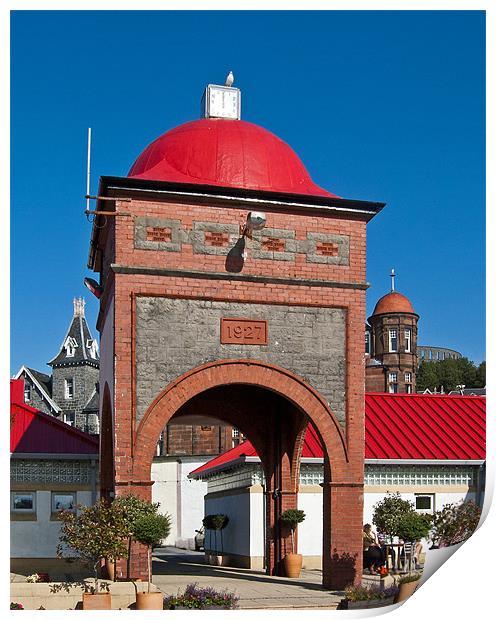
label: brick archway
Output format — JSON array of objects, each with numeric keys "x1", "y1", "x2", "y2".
[
  {"x1": 121, "y1": 359, "x2": 362, "y2": 588},
  {"x1": 132, "y1": 359, "x2": 348, "y2": 484}
]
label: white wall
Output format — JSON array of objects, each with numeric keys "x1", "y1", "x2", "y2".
[
  {"x1": 298, "y1": 491, "x2": 323, "y2": 556},
  {"x1": 151, "y1": 458, "x2": 209, "y2": 548},
  {"x1": 204, "y1": 492, "x2": 252, "y2": 556},
  {"x1": 11, "y1": 491, "x2": 92, "y2": 558}
]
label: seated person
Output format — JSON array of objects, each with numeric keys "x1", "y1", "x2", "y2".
[{"x1": 363, "y1": 524, "x2": 384, "y2": 575}]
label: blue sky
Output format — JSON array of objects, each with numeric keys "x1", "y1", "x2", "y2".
[{"x1": 10, "y1": 10, "x2": 485, "y2": 374}]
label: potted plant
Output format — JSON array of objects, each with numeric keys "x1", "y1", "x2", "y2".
[
  {"x1": 395, "y1": 572, "x2": 422, "y2": 603},
  {"x1": 113, "y1": 494, "x2": 161, "y2": 580},
  {"x1": 132, "y1": 512, "x2": 171, "y2": 609},
  {"x1": 338, "y1": 583, "x2": 398, "y2": 609},
  {"x1": 56, "y1": 498, "x2": 129, "y2": 610},
  {"x1": 202, "y1": 514, "x2": 229, "y2": 566},
  {"x1": 280, "y1": 508, "x2": 306, "y2": 578},
  {"x1": 164, "y1": 582, "x2": 239, "y2": 609}
]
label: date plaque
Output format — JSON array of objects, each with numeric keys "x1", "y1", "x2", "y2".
[{"x1": 220, "y1": 318, "x2": 268, "y2": 345}]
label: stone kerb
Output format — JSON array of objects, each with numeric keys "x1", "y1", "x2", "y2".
[
  {"x1": 10, "y1": 580, "x2": 160, "y2": 610},
  {"x1": 132, "y1": 359, "x2": 349, "y2": 485}
]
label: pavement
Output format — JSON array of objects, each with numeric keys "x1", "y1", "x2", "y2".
[
  {"x1": 10, "y1": 547, "x2": 386, "y2": 610},
  {"x1": 152, "y1": 547, "x2": 349, "y2": 610}
]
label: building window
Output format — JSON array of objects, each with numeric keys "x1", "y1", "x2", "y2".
[
  {"x1": 63, "y1": 411, "x2": 75, "y2": 426},
  {"x1": 389, "y1": 329, "x2": 398, "y2": 353},
  {"x1": 52, "y1": 492, "x2": 76, "y2": 513},
  {"x1": 388, "y1": 372, "x2": 398, "y2": 393},
  {"x1": 365, "y1": 331, "x2": 371, "y2": 354},
  {"x1": 64, "y1": 337, "x2": 78, "y2": 358},
  {"x1": 405, "y1": 372, "x2": 412, "y2": 383},
  {"x1": 24, "y1": 383, "x2": 31, "y2": 402},
  {"x1": 11, "y1": 491, "x2": 36, "y2": 513},
  {"x1": 64, "y1": 378, "x2": 74, "y2": 400},
  {"x1": 415, "y1": 494, "x2": 435, "y2": 513},
  {"x1": 405, "y1": 329, "x2": 411, "y2": 352},
  {"x1": 405, "y1": 384, "x2": 412, "y2": 394}
]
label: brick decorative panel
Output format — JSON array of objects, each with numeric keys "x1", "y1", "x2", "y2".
[
  {"x1": 306, "y1": 232, "x2": 350, "y2": 265},
  {"x1": 192, "y1": 222, "x2": 239, "y2": 256},
  {"x1": 261, "y1": 237, "x2": 286, "y2": 252},
  {"x1": 316, "y1": 242, "x2": 339, "y2": 257},
  {"x1": 220, "y1": 318, "x2": 268, "y2": 345},
  {"x1": 146, "y1": 227, "x2": 172, "y2": 243},
  {"x1": 135, "y1": 217, "x2": 183, "y2": 252},
  {"x1": 205, "y1": 232, "x2": 230, "y2": 247},
  {"x1": 252, "y1": 227, "x2": 296, "y2": 261}
]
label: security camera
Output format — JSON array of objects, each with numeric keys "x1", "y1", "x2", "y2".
[{"x1": 246, "y1": 211, "x2": 266, "y2": 231}]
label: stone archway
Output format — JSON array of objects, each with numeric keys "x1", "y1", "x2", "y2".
[{"x1": 118, "y1": 359, "x2": 363, "y2": 589}]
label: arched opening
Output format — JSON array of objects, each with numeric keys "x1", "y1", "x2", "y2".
[{"x1": 119, "y1": 360, "x2": 361, "y2": 589}]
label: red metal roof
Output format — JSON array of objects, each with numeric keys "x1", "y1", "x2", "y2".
[
  {"x1": 10, "y1": 380, "x2": 99, "y2": 455},
  {"x1": 190, "y1": 393, "x2": 485, "y2": 477},
  {"x1": 128, "y1": 119, "x2": 338, "y2": 198}
]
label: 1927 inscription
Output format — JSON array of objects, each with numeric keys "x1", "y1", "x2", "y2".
[{"x1": 220, "y1": 318, "x2": 268, "y2": 345}]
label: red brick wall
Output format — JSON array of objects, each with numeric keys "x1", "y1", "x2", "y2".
[{"x1": 95, "y1": 191, "x2": 369, "y2": 587}]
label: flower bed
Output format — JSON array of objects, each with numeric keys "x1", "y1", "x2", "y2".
[{"x1": 164, "y1": 583, "x2": 239, "y2": 610}]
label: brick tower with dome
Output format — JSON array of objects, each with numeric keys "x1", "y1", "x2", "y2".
[
  {"x1": 87, "y1": 77, "x2": 384, "y2": 586},
  {"x1": 365, "y1": 270, "x2": 419, "y2": 393}
]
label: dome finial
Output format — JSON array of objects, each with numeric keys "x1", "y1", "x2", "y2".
[{"x1": 390, "y1": 268, "x2": 396, "y2": 292}]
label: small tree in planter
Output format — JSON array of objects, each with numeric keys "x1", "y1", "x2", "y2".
[
  {"x1": 56, "y1": 499, "x2": 129, "y2": 609},
  {"x1": 113, "y1": 494, "x2": 161, "y2": 579},
  {"x1": 430, "y1": 500, "x2": 482, "y2": 547},
  {"x1": 280, "y1": 509, "x2": 306, "y2": 578},
  {"x1": 202, "y1": 514, "x2": 229, "y2": 565},
  {"x1": 132, "y1": 512, "x2": 171, "y2": 609}
]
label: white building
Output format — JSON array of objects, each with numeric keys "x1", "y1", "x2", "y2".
[{"x1": 188, "y1": 393, "x2": 485, "y2": 569}]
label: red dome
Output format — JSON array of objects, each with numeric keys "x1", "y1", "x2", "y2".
[
  {"x1": 372, "y1": 292, "x2": 416, "y2": 316},
  {"x1": 128, "y1": 119, "x2": 338, "y2": 198}
]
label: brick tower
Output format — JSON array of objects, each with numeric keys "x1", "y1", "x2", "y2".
[
  {"x1": 88, "y1": 79, "x2": 384, "y2": 587},
  {"x1": 366, "y1": 271, "x2": 419, "y2": 393}
]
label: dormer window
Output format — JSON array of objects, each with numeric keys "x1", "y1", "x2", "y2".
[
  {"x1": 86, "y1": 338, "x2": 99, "y2": 360},
  {"x1": 64, "y1": 337, "x2": 78, "y2": 358},
  {"x1": 24, "y1": 383, "x2": 31, "y2": 402}
]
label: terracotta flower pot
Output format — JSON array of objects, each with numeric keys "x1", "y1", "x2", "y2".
[
  {"x1": 82, "y1": 592, "x2": 112, "y2": 610},
  {"x1": 135, "y1": 591, "x2": 163, "y2": 610},
  {"x1": 105, "y1": 557, "x2": 116, "y2": 581},
  {"x1": 283, "y1": 553, "x2": 303, "y2": 578},
  {"x1": 395, "y1": 579, "x2": 419, "y2": 603}
]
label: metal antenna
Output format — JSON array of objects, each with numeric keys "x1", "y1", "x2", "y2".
[
  {"x1": 390, "y1": 268, "x2": 396, "y2": 292},
  {"x1": 85, "y1": 127, "x2": 92, "y2": 215}
]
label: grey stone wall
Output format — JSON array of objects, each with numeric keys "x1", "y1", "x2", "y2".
[
  {"x1": 23, "y1": 379, "x2": 54, "y2": 416},
  {"x1": 136, "y1": 298, "x2": 346, "y2": 426},
  {"x1": 51, "y1": 365, "x2": 99, "y2": 432}
]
